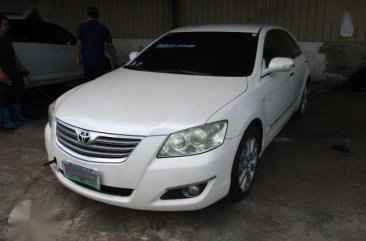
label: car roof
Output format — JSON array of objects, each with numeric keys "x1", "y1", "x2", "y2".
[
  {"x1": 4, "y1": 8, "x2": 42, "y2": 20},
  {"x1": 3, "y1": 13, "x2": 27, "y2": 20},
  {"x1": 170, "y1": 24, "x2": 275, "y2": 34}
]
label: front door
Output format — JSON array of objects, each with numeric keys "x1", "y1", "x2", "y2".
[{"x1": 261, "y1": 30, "x2": 295, "y2": 130}]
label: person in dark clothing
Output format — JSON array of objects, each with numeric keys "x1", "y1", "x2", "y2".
[
  {"x1": 76, "y1": 6, "x2": 115, "y2": 80},
  {"x1": 0, "y1": 14, "x2": 27, "y2": 129},
  {"x1": 0, "y1": 64, "x2": 17, "y2": 129}
]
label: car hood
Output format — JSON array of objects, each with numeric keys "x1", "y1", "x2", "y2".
[{"x1": 56, "y1": 68, "x2": 247, "y2": 136}]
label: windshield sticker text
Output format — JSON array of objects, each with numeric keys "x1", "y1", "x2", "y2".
[{"x1": 155, "y1": 44, "x2": 196, "y2": 49}]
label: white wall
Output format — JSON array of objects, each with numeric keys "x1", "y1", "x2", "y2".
[{"x1": 300, "y1": 42, "x2": 346, "y2": 82}]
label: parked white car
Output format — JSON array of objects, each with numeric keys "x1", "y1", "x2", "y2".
[
  {"x1": 6, "y1": 14, "x2": 115, "y2": 87},
  {"x1": 5, "y1": 14, "x2": 82, "y2": 86},
  {"x1": 45, "y1": 25, "x2": 310, "y2": 211}
]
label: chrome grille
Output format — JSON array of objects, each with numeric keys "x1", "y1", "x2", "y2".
[{"x1": 56, "y1": 121, "x2": 142, "y2": 160}]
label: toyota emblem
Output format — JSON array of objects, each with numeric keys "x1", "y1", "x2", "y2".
[{"x1": 77, "y1": 130, "x2": 91, "y2": 144}]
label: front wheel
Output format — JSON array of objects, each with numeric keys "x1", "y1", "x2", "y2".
[{"x1": 227, "y1": 127, "x2": 260, "y2": 201}]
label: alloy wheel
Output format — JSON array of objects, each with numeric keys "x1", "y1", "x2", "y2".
[{"x1": 238, "y1": 136, "x2": 258, "y2": 192}]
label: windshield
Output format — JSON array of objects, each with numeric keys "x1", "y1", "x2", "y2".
[{"x1": 124, "y1": 32, "x2": 258, "y2": 77}]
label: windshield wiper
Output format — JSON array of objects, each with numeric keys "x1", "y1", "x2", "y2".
[
  {"x1": 124, "y1": 65, "x2": 145, "y2": 71},
  {"x1": 124, "y1": 66, "x2": 213, "y2": 76},
  {"x1": 154, "y1": 69, "x2": 212, "y2": 76}
]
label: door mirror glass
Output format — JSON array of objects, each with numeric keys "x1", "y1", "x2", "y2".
[
  {"x1": 129, "y1": 51, "x2": 139, "y2": 61},
  {"x1": 265, "y1": 57, "x2": 294, "y2": 74}
]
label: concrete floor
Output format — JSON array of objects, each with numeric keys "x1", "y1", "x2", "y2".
[{"x1": 0, "y1": 83, "x2": 365, "y2": 241}]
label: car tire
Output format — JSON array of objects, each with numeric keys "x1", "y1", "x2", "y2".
[
  {"x1": 293, "y1": 81, "x2": 310, "y2": 119},
  {"x1": 227, "y1": 127, "x2": 260, "y2": 201},
  {"x1": 346, "y1": 68, "x2": 366, "y2": 90}
]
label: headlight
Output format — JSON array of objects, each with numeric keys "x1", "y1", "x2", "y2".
[
  {"x1": 158, "y1": 121, "x2": 228, "y2": 158},
  {"x1": 48, "y1": 101, "x2": 56, "y2": 127}
]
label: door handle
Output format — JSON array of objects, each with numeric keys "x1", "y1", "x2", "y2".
[
  {"x1": 55, "y1": 49, "x2": 63, "y2": 53},
  {"x1": 290, "y1": 72, "x2": 294, "y2": 77}
]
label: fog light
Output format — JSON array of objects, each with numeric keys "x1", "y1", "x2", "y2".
[
  {"x1": 183, "y1": 185, "x2": 200, "y2": 198},
  {"x1": 160, "y1": 180, "x2": 211, "y2": 200}
]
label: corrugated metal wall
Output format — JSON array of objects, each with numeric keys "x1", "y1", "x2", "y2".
[
  {"x1": 178, "y1": 0, "x2": 366, "y2": 42},
  {"x1": 1, "y1": 0, "x2": 365, "y2": 42},
  {"x1": 39, "y1": 0, "x2": 170, "y2": 38},
  {"x1": 0, "y1": 0, "x2": 170, "y2": 38},
  {"x1": 0, "y1": 0, "x2": 32, "y2": 13}
]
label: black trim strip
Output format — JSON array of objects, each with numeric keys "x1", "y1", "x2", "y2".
[{"x1": 269, "y1": 91, "x2": 301, "y2": 128}]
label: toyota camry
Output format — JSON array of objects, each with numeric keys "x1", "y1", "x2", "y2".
[{"x1": 45, "y1": 25, "x2": 310, "y2": 211}]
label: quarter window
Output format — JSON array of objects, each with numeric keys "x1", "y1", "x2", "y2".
[{"x1": 37, "y1": 22, "x2": 76, "y2": 45}]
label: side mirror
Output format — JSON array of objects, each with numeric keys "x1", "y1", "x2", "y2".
[
  {"x1": 265, "y1": 57, "x2": 294, "y2": 74},
  {"x1": 129, "y1": 51, "x2": 139, "y2": 61}
]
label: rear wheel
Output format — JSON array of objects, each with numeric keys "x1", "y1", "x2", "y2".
[
  {"x1": 227, "y1": 127, "x2": 260, "y2": 201},
  {"x1": 347, "y1": 68, "x2": 366, "y2": 89}
]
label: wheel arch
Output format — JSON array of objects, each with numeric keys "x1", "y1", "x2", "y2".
[
  {"x1": 245, "y1": 118, "x2": 264, "y2": 154},
  {"x1": 227, "y1": 117, "x2": 264, "y2": 201}
]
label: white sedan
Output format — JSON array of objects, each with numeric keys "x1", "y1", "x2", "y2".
[
  {"x1": 6, "y1": 14, "x2": 83, "y2": 86},
  {"x1": 45, "y1": 25, "x2": 310, "y2": 211}
]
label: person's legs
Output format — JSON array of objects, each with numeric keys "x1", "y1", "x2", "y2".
[
  {"x1": 0, "y1": 83, "x2": 18, "y2": 129},
  {"x1": 83, "y1": 63, "x2": 107, "y2": 81},
  {"x1": 9, "y1": 77, "x2": 29, "y2": 123},
  {"x1": 9, "y1": 102, "x2": 29, "y2": 122},
  {"x1": 83, "y1": 64, "x2": 95, "y2": 81},
  {"x1": 94, "y1": 63, "x2": 107, "y2": 78}
]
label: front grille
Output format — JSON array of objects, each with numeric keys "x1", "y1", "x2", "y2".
[{"x1": 56, "y1": 121, "x2": 142, "y2": 160}]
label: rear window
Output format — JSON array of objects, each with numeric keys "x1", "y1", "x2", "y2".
[{"x1": 124, "y1": 32, "x2": 258, "y2": 77}]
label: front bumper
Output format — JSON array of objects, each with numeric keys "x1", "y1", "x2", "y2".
[{"x1": 45, "y1": 123, "x2": 240, "y2": 211}]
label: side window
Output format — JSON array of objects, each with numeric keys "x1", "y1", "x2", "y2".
[
  {"x1": 8, "y1": 20, "x2": 38, "y2": 43},
  {"x1": 278, "y1": 31, "x2": 302, "y2": 59},
  {"x1": 9, "y1": 20, "x2": 76, "y2": 45},
  {"x1": 36, "y1": 22, "x2": 76, "y2": 45},
  {"x1": 263, "y1": 31, "x2": 286, "y2": 67}
]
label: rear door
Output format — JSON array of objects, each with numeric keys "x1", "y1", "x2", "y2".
[
  {"x1": 38, "y1": 22, "x2": 82, "y2": 82},
  {"x1": 9, "y1": 20, "x2": 54, "y2": 85}
]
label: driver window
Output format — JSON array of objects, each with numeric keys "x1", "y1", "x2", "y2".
[
  {"x1": 263, "y1": 31, "x2": 288, "y2": 68},
  {"x1": 278, "y1": 31, "x2": 302, "y2": 59}
]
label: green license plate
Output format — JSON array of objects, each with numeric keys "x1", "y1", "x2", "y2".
[{"x1": 62, "y1": 161, "x2": 100, "y2": 191}]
